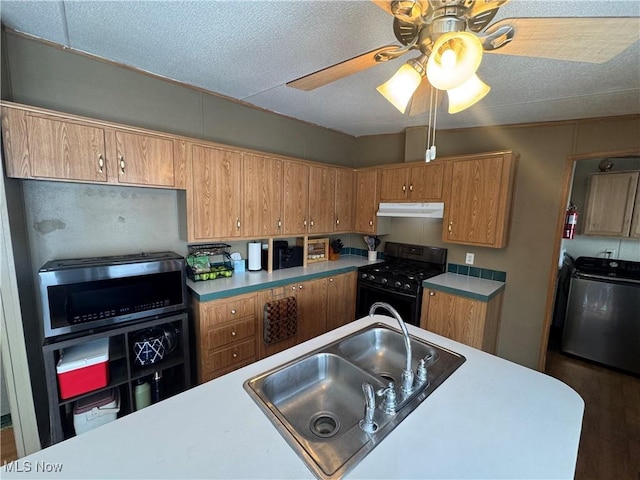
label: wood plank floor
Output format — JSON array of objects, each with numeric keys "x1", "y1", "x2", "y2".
[
  {"x1": 545, "y1": 350, "x2": 640, "y2": 480},
  {"x1": 1, "y1": 427, "x2": 18, "y2": 464}
]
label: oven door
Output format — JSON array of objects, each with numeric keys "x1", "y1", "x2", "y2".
[{"x1": 356, "y1": 282, "x2": 421, "y2": 327}]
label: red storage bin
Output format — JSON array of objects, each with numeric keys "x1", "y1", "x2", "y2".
[{"x1": 56, "y1": 338, "x2": 109, "y2": 399}]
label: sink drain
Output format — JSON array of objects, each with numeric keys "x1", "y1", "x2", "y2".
[
  {"x1": 310, "y1": 412, "x2": 341, "y2": 438},
  {"x1": 379, "y1": 372, "x2": 396, "y2": 384}
]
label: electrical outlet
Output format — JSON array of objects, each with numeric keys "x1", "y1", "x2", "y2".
[{"x1": 465, "y1": 253, "x2": 475, "y2": 265}]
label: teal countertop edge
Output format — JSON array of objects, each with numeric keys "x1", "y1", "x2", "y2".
[
  {"x1": 187, "y1": 256, "x2": 372, "y2": 302},
  {"x1": 422, "y1": 274, "x2": 506, "y2": 302}
]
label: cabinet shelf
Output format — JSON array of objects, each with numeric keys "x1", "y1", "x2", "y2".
[{"x1": 42, "y1": 312, "x2": 191, "y2": 446}]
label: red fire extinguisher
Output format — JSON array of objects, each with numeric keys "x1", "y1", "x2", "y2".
[{"x1": 563, "y1": 203, "x2": 579, "y2": 239}]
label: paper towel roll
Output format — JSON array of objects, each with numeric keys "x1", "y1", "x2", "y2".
[{"x1": 248, "y1": 242, "x2": 262, "y2": 271}]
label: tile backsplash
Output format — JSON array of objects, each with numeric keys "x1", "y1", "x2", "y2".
[{"x1": 447, "y1": 263, "x2": 507, "y2": 282}]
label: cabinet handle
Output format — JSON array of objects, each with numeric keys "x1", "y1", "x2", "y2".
[
  {"x1": 277, "y1": 218, "x2": 282, "y2": 229},
  {"x1": 119, "y1": 156, "x2": 126, "y2": 174},
  {"x1": 230, "y1": 309, "x2": 236, "y2": 315},
  {"x1": 303, "y1": 218, "x2": 307, "y2": 227},
  {"x1": 335, "y1": 218, "x2": 340, "y2": 226},
  {"x1": 236, "y1": 217, "x2": 241, "y2": 230},
  {"x1": 402, "y1": 184, "x2": 407, "y2": 192},
  {"x1": 448, "y1": 221, "x2": 453, "y2": 233},
  {"x1": 231, "y1": 329, "x2": 237, "y2": 337},
  {"x1": 409, "y1": 184, "x2": 413, "y2": 192},
  {"x1": 310, "y1": 219, "x2": 314, "y2": 227},
  {"x1": 329, "y1": 278, "x2": 334, "y2": 283},
  {"x1": 291, "y1": 286, "x2": 297, "y2": 291},
  {"x1": 429, "y1": 291, "x2": 436, "y2": 296},
  {"x1": 369, "y1": 220, "x2": 373, "y2": 226},
  {"x1": 97, "y1": 154, "x2": 104, "y2": 173},
  {"x1": 298, "y1": 285, "x2": 303, "y2": 290},
  {"x1": 232, "y1": 350, "x2": 238, "y2": 359}
]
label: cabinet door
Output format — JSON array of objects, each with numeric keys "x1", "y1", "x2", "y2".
[
  {"x1": 630, "y1": 183, "x2": 640, "y2": 238},
  {"x1": 326, "y1": 272, "x2": 357, "y2": 331},
  {"x1": 27, "y1": 115, "x2": 107, "y2": 182},
  {"x1": 422, "y1": 290, "x2": 486, "y2": 349},
  {"x1": 583, "y1": 171, "x2": 639, "y2": 237},
  {"x1": 114, "y1": 130, "x2": 175, "y2": 187},
  {"x1": 354, "y1": 170, "x2": 379, "y2": 233},
  {"x1": 190, "y1": 145, "x2": 242, "y2": 240},
  {"x1": 309, "y1": 165, "x2": 336, "y2": 234},
  {"x1": 243, "y1": 154, "x2": 283, "y2": 237},
  {"x1": 335, "y1": 169, "x2": 355, "y2": 232},
  {"x1": 256, "y1": 287, "x2": 297, "y2": 359},
  {"x1": 283, "y1": 161, "x2": 310, "y2": 235},
  {"x1": 379, "y1": 166, "x2": 409, "y2": 201},
  {"x1": 293, "y1": 278, "x2": 328, "y2": 343},
  {"x1": 443, "y1": 154, "x2": 515, "y2": 248},
  {"x1": 409, "y1": 163, "x2": 444, "y2": 201}
]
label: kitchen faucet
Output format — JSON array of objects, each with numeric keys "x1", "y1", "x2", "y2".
[{"x1": 369, "y1": 302, "x2": 414, "y2": 394}]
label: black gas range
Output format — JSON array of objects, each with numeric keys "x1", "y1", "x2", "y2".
[{"x1": 356, "y1": 242, "x2": 447, "y2": 327}]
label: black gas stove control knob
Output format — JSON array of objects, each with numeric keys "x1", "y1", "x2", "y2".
[
  {"x1": 404, "y1": 283, "x2": 412, "y2": 290},
  {"x1": 361, "y1": 273, "x2": 368, "y2": 280},
  {"x1": 381, "y1": 278, "x2": 388, "y2": 284},
  {"x1": 394, "y1": 281, "x2": 402, "y2": 288},
  {"x1": 369, "y1": 275, "x2": 376, "y2": 281}
]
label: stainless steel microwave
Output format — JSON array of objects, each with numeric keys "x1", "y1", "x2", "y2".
[{"x1": 38, "y1": 252, "x2": 186, "y2": 340}]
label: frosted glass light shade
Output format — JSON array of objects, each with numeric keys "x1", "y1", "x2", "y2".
[
  {"x1": 427, "y1": 32, "x2": 483, "y2": 90},
  {"x1": 377, "y1": 63, "x2": 423, "y2": 114},
  {"x1": 447, "y1": 74, "x2": 490, "y2": 114}
]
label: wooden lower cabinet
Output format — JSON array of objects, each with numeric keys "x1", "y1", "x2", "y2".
[
  {"x1": 420, "y1": 289, "x2": 503, "y2": 354},
  {"x1": 326, "y1": 272, "x2": 357, "y2": 331},
  {"x1": 191, "y1": 292, "x2": 258, "y2": 383},
  {"x1": 192, "y1": 272, "x2": 360, "y2": 382}
]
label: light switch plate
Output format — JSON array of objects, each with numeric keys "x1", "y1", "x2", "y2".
[{"x1": 465, "y1": 253, "x2": 475, "y2": 265}]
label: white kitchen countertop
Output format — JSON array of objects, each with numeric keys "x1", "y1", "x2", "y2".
[
  {"x1": 423, "y1": 272, "x2": 505, "y2": 301},
  {"x1": 188, "y1": 255, "x2": 374, "y2": 302},
  {"x1": 3, "y1": 316, "x2": 583, "y2": 479}
]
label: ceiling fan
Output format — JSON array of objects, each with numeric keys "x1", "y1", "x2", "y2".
[{"x1": 287, "y1": 0, "x2": 640, "y2": 116}]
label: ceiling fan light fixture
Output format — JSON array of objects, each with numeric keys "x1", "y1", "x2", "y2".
[
  {"x1": 447, "y1": 74, "x2": 491, "y2": 114},
  {"x1": 377, "y1": 62, "x2": 423, "y2": 114},
  {"x1": 426, "y1": 32, "x2": 483, "y2": 90}
]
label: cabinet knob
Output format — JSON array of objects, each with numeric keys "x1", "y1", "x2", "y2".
[
  {"x1": 409, "y1": 184, "x2": 413, "y2": 192},
  {"x1": 231, "y1": 329, "x2": 237, "y2": 337},
  {"x1": 310, "y1": 219, "x2": 314, "y2": 227},
  {"x1": 369, "y1": 220, "x2": 373, "y2": 226},
  {"x1": 303, "y1": 218, "x2": 307, "y2": 227},
  {"x1": 402, "y1": 184, "x2": 407, "y2": 192},
  {"x1": 230, "y1": 309, "x2": 236, "y2": 315},
  {"x1": 429, "y1": 291, "x2": 436, "y2": 296},
  {"x1": 329, "y1": 278, "x2": 334, "y2": 282},
  {"x1": 291, "y1": 286, "x2": 297, "y2": 291},
  {"x1": 277, "y1": 218, "x2": 282, "y2": 229},
  {"x1": 232, "y1": 351, "x2": 238, "y2": 359},
  {"x1": 97, "y1": 154, "x2": 104, "y2": 173},
  {"x1": 119, "y1": 156, "x2": 126, "y2": 174},
  {"x1": 236, "y1": 217, "x2": 241, "y2": 230},
  {"x1": 335, "y1": 218, "x2": 340, "y2": 226},
  {"x1": 298, "y1": 285, "x2": 303, "y2": 290},
  {"x1": 448, "y1": 221, "x2": 453, "y2": 233}
]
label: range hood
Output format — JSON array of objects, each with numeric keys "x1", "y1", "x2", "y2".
[{"x1": 377, "y1": 202, "x2": 444, "y2": 218}]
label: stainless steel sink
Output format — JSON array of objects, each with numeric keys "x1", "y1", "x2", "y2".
[{"x1": 244, "y1": 322, "x2": 466, "y2": 479}]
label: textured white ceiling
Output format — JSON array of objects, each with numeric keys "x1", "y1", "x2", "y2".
[{"x1": 2, "y1": 0, "x2": 639, "y2": 137}]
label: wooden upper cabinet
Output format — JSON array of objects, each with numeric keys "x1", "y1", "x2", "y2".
[
  {"x1": 631, "y1": 184, "x2": 640, "y2": 239},
  {"x1": 15, "y1": 111, "x2": 108, "y2": 183},
  {"x1": 283, "y1": 161, "x2": 309, "y2": 235},
  {"x1": 189, "y1": 145, "x2": 242, "y2": 241},
  {"x1": 443, "y1": 152, "x2": 517, "y2": 248},
  {"x1": 1, "y1": 103, "x2": 186, "y2": 188},
  {"x1": 583, "y1": 171, "x2": 639, "y2": 237},
  {"x1": 309, "y1": 165, "x2": 336, "y2": 234},
  {"x1": 242, "y1": 154, "x2": 283, "y2": 237},
  {"x1": 354, "y1": 170, "x2": 380, "y2": 234},
  {"x1": 379, "y1": 162, "x2": 444, "y2": 202},
  {"x1": 114, "y1": 130, "x2": 175, "y2": 187},
  {"x1": 335, "y1": 169, "x2": 355, "y2": 232}
]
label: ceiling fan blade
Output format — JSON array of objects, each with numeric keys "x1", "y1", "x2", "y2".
[
  {"x1": 370, "y1": 0, "x2": 393, "y2": 16},
  {"x1": 287, "y1": 45, "x2": 399, "y2": 91},
  {"x1": 408, "y1": 78, "x2": 443, "y2": 116},
  {"x1": 485, "y1": 17, "x2": 640, "y2": 63}
]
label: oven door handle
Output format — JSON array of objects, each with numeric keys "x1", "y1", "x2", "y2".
[{"x1": 358, "y1": 282, "x2": 418, "y2": 301}]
